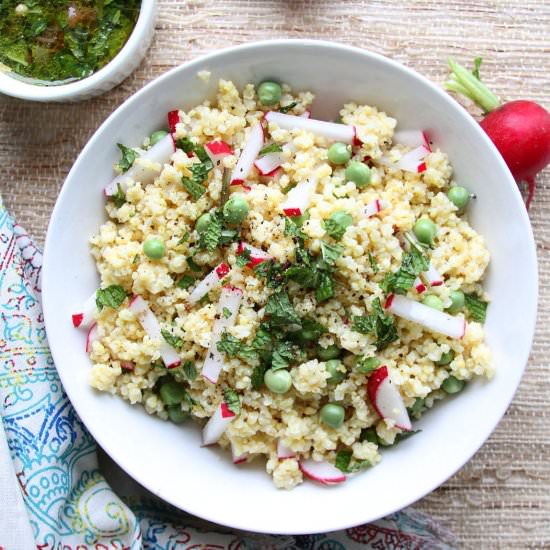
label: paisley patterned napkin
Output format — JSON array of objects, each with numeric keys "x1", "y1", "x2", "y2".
[{"x1": 0, "y1": 196, "x2": 457, "y2": 549}]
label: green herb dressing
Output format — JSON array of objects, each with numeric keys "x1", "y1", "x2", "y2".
[{"x1": 0, "y1": 0, "x2": 140, "y2": 85}]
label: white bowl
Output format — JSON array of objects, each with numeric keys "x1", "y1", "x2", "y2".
[
  {"x1": 0, "y1": 0, "x2": 156, "y2": 102},
  {"x1": 42, "y1": 40, "x2": 537, "y2": 534}
]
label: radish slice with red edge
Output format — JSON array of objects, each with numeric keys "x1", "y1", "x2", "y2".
[
  {"x1": 202, "y1": 401, "x2": 236, "y2": 446},
  {"x1": 367, "y1": 365, "x2": 412, "y2": 431},
  {"x1": 385, "y1": 293, "x2": 466, "y2": 339},
  {"x1": 414, "y1": 277, "x2": 427, "y2": 294},
  {"x1": 205, "y1": 140, "x2": 233, "y2": 166},
  {"x1": 364, "y1": 199, "x2": 382, "y2": 218},
  {"x1": 128, "y1": 296, "x2": 182, "y2": 368},
  {"x1": 299, "y1": 459, "x2": 346, "y2": 485},
  {"x1": 281, "y1": 177, "x2": 316, "y2": 216},
  {"x1": 422, "y1": 263, "x2": 444, "y2": 287},
  {"x1": 188, "y1": 262, "x2": 231, "y2": 304},
  {"x1": 300, "y1": 110, "x2": 311, "y2": 119},
  {"x1": 104, "y1": 134, "x2": 174, "y2": 197},
  {"x1": 277, "y1": 440, "x2": 296, "y2": 459},
  {"x1": 230, "y1": 122, "x2": 264, "y2": 186},
  {"x1": 398, "y1": 145, "x2": 431, "y2": 173},
  {"x1": 202, "y1": 285, "x2": 243, "y2": 384},
  {"x1": 254, "y1": 151, "x2": 284, "y2": 176},
  {"x1": 231, "y1": 441, "x2": 248, "y2": 464},
  {"x1": 85, "y1": 323, "x2": 101, "y2": 353},
  {"x1": 236, "y1": 242, "x2": 272, "y2": 268},
  {"x1": 265, "y1": 111, "x2": 360, "y2": 145},
  {"x1": 394, "y1": 130, "x2": 431, "y2": 151},
  {"x1": 72, "y1": 292, "x2": 97, "y2": 328}
]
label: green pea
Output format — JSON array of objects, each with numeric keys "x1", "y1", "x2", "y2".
[
  {"x1": 264, "y1": 369, "x2": 292, "y2": 394},
  {"x1": 413, "y1": 218, "x2": 437, "y2": 245},
  {"x1": 317, "y1": 344, "x2": 341, "y2": 361},
  {"x1": 447, "y1": 290, "x2": 465, "y2": 314},
  {"x1": 257, "y1": 81, "x2": 282, "y2": 106},
  {"x1": 166, "y1": 405, "x2": 190, "y2": 424},
  {"x1": 447, "y1": 186, "x2": 470, "y2": 210},
  {"x1": 159, "y1": 380, "x2": 187, "y2": 406},
  {"x1": 422, "y1": 294, "x2": 444, "y2": 311},
  {"x1": 345, "y1": 161, "x2": 371, "y2": 188},
  {"x1": 409, "y1": 398, "x2": 425, "y2": 419},
  {"x1": 143, "y1": 237, "x2": 165, "y2": 260},
  {"x1": 320, "y1": 403, "x2": 345, "y2": 429},
  {"x1": 223, "y1": 194, "x2": 249, "y2": 225},
  {"x1": 325, "y1": 359, "x2": 346, "y2": 384},
  {"x1": 442, "y1": 375, "x2": 465, "y2": 394},
  {"x1": 435, "y1": 350, "x2": 455, "y2": 366},
  {"x1": 195, "y1": 212, "x2": 213, "y2": 234},
  {"x1": 150, "y1": 130, "x2": 168, "y2": 146},
  {"x1": 356, "y1": 356, "x2": 381, "y2": 374},
  {"x1": 328, "y1": 142, "x2": 352, "y2": 165}
]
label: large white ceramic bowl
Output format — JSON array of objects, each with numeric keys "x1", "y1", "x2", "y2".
[
  {"x1": 0, "y1": 0, "x2": 156, "y2": 102},
  {"x1": 42, "y1": 40, "x2": 537, "y2": 535}
]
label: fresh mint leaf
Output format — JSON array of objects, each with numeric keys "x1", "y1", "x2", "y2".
[
  {"x1": 368, "y1": 252, "x2": 379, "y2": 273},
  {"x1": 186, "y1": 256, "x2": 202, "y2": 272},
  {"x1": 222, "y1": 307, "x2": 232, "y2": 319},
  {"x1": 380, "y1": 247, "x2": 429, "y2": 295},
  {"x1": 352, "y1": 316, "x2": 375, "y2": 335},
  {"x1": 324, "y1": 211, "x2": 353, "y2": 241},
  {"x1": 177, "y1": 275, "x2": 195, "y2": 290},
  {"x1": 198, "y1": 211, "x2": 222, "y2": 251},
  {"x1": 335, "y1": 450, "x2": 371, "y2": 473},
  {"x1": 236, "y1": 248, "x2": 252, "y2": 268},
  {"x1": 183, "y1": 361, "x2": 197, "y2": 381},
  {"x1": 464, "y1": 293, "x2": 488, "y2": 323},
  {"x1": 321, "y1": 241, "x2": 343, "y2": 266},
  {"x1": 181, "y1": 158, "x2": 214, "y2": 201},
  {"x1": 359, "y1": 427, "x2": 379, "y2": 445},
  {"x1": 315, "y1": 272, "x2": 334, "y2": 302},
  {"x1": 251, "y1": 364, "x2": 267, "y2": 390},
  {"x1": 219, "y1": 229, "x2": 239, "y2": 246},
  {"x1": 181, "y1": 176, "x2": 206, "y2": 200},
  {"x1": 95, "y1": 285, "x2": 127, "y2": 311},
  {"x1": 217, "y1": 332, "x2": 259, "y2": 365},
  {"x1": 271, "y1": 341, "x2": 294, "y2": 371},
  {"x1": 279, "y1": 101, "x2": 298, "y2": 114},
  {"x1": 265, "y1": 291, "x2": 301, "y2": 326},
  {"x1": 110, "y1": 182, "x2": 126, "y2": 208},
  {"x1": 284, "y1": 265, "x2": 319, "y2": 288},
  {"x1": 379, "y1": 429, "x2": 422, "y2": 447},
  {"x1": 223, "y1": 387, "x2": 241, "y2": 415},
  {"x1": 259, "y1": 143, "x2": 283, "y2": 157},
  {"x1": 161, "y1": 329, "x2": 183, "y2": 350},
  {"x1": 178, "y1": 231, "x2": 190, "y2": 245},
  {"x1": 284, "y1": 216, "x2": 306, "y2": 239},
  {"x1": 355, "y1": 356, "x2": 381, "y2": 374},
  {"x1": 352, "y1": 298, "x2": 398, "y2": 351},
  {"x1": 254, "y1": 260, "x2": 285, "y2": 289},
  {"x1": 116, "y1": 143, "x2": 139, "y2": 173},
  {"x1": 175, "y1": 137, "x2": 195, "y2": 154}
]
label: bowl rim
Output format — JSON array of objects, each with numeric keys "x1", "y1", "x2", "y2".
[
  {"x1": 0, "y1": 0, "x2": 156, "y2": 101},
  {"x1": 42, "y1": 38, "x2": 538, "y2": 534}
]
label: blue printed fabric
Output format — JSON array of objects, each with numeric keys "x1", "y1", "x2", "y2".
[{"x1": 0, "y1": 197, "x2": 457, "y2": 549}]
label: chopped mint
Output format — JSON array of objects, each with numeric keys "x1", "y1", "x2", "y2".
[{"x1": 95, "y1": 285, "x2": 127, "y2": 311}]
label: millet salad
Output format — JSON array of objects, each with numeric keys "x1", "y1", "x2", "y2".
[{"x1": 74, "y1": 76, "x2": 492, "y2": 488}]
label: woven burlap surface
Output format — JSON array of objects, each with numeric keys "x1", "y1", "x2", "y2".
[{"x1": 1, "y1": 1, "x2": 549, "y2": 547}]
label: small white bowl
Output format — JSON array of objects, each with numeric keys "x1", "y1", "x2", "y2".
[
  {"x1": 42, "y1": 40, "x2": 537, "y2": 534},
  {"x1": 0, "y1": 0, "x2": 156, "y2": 102}
]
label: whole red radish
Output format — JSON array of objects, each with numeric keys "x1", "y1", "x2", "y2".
[{"x1": 446, "y1": 58, "x2": 550, "y2": 209}]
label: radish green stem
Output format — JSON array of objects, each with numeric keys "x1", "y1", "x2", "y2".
[{"x1": 445, "y1": 58, "x2": 501, "y2": 113}]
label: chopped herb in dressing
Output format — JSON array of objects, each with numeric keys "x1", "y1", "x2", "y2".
[{"x1": 0, "y1": 0, "x2": 141, "y2": 85}]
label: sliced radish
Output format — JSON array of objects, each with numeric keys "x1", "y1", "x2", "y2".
[
  {"x1": 299, "y1": 459, "x2": 346, "y2": 485},
  {"x1": 120, "y1": 361, "x2": 135, "y2": 371},
  {"x1": 85, "y1": 323, "x2": 101, "y2": 353},
  {"x1": 385, "y1": 294, "x2": 466, "y2": 339},
  {"x1": 367, "y1": 365, "x2": 412, "y2": 431},
  {"x1": 188, "y1": 262, "x2": 231, "y2": 304},
  {"x1": 104, "y1": 134, "x2": 174, "y2": 196},
  {"x1": 128, "y1": 296, "x2": 181, "y2": 368},
  {"x1": 254, "y1": 151, "x2": 284, "y2": 176},
  {"x1": 394, "y1": 130, "x2": 431, "y2": 151},
  {"x1": 168, "y1": 110, "x2": 180, "y2": 136},
  {"x1": 364, "y1": 199, "x2": 382, "y2": 218},
  {"x1": 72, "y1": 292, "x2": 97, "y2": 329},
  {"x1": 398, "y1": 145, "x2": 430, "y2": 173},
  {"x1": 236, "y1": 242, "x2": 272, "y2": 267},
  {"x1": 281, "y1": 177, "x2": 316, "y2": 216},
  {"x1": 414, "y1": 277, "x2": 427, "y2": 294},
  {"x1": 265, "y1": 111, "x2": 359, "y2": 145},
  {"x1": 231, "y1": 441, "x2": 249, "y2": 464},
  {"x1": 300, "y1": 110, "x2": 311, "y2": 119},
  {"x1": 202, "y1": 401, "x2": 236, "y2": 446},
  {"x1": 202, "y1": 285, "x2": 243, "y2": 384},
  {"x1": 422, "y1": 263, "x2": 444, "y2": 287},
  {"x1": 230, "y1": 122, "x2": 264, "y2": 186},
  {"x1": 277, "y1": 440, "x2": 296, "y2": 459},
  {"x1": 205, "y1": 140, "x2": 233, "y2": 166}
]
